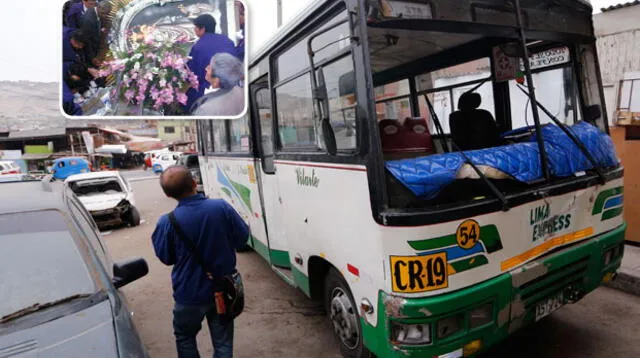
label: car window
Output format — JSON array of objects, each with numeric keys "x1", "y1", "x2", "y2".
[
  {"x1": 58, "y1": 162, "x2": 65, "y2": 168},
  {"x1": 68, "y1": 198, "x2": 113, "y2": 274},
  {"x1": 0, "y1": 210, "x2": 97, "y2": 318}
]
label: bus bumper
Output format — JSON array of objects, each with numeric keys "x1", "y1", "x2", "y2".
[{"x1": 362, "y1": 223, "x2": 626, "y2": 358}]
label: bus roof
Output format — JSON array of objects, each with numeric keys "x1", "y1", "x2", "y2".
[{"x1": 249, "y1": 0, "x2": 594, "y2": 69}]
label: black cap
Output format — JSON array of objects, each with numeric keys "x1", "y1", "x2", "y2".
[{"x1": 193, "y1": 14, "x2": 217, "y2": 33}]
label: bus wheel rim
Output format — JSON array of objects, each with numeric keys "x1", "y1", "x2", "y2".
[{"x1": 330, "y1": 287, "x2": 359, "y2": 350}]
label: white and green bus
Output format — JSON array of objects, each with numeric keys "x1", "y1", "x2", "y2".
[{"x1": 196, "y1": 0, "x2": 626, "y2": 356}]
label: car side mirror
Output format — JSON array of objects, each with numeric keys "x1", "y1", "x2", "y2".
[
  {"x1": 585, "y1": 104, "x2": 602, "y2": 124},
  {"x1": 113, "y1": 258, "x2": 148, "y2": 289}
]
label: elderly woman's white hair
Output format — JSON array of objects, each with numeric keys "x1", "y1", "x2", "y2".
[{"x1": 209, "y1": 53, "x2": 244, "y2": 89}]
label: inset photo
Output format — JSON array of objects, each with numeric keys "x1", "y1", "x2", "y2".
[{"x1": 61, "y1": 0, "x2": 247, "y2": 119}]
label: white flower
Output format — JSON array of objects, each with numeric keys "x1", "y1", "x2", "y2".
[
  {"x1": 134, "y1": 62, "x2": 140, "y2": 71},
  {"x1": 159, "y1": 79, "x2": 167, "y2": 87}
]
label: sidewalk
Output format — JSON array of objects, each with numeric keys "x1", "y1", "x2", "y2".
[{"x1": 605, "y1": 244, "x2": 640, "y2": 296}]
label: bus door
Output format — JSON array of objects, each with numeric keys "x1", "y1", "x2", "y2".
[{"x1": 251, "y1": 83, "x2": 293, "y2": 277}]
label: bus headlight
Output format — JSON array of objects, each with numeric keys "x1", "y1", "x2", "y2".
[
  {"x1": 390, "y1": 322, "x2": 431, "y2": 345},
  {"x1": 437, "y1": 314, "x2": 463, "y2": 339},
  {"x1": 469, "y1": 303, "x2": 493, "y2": 328}
]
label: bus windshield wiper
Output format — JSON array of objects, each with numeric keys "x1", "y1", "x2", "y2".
[
  {"x1": 515, "y1": 84, "x2": 607, "y2": 185},
  {"x1": 422, "y1": 94, "x2": 510, "y2": 211},
  {"x1": 0, "y1": 294, "x2": 91, "y2": 324}
]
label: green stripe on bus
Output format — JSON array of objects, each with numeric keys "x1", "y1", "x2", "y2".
[
  {"x1": 270, "y1": 250, "x2": 291, "y2": 268},
  {"x1": 408, "y1": 225, "x2": 502, "y2": 253},
  {"x1": 221, "y1": 187, "x2": 232, "y2": 198},
  {"x1": 250, "y1": 237, "x2": 292, "y2": 269},
  {"x1": 292, "y1": 266, "x2": 311, "y2": 297},
  {"x1": 592, "y1": 187, "x2": 623, "y2": 215},
  {"x1": 450, "y1": 255, "x2": 489, "y2": 272},
  {"x1": 408, "y1": 234, "x2": 456, "y2": 251},
  {"x1": 481, "y1": 225, "x2": 503, "y2": 253},
  {"x1": 602, "y1": 207, "x2": 623, "y2": 221},
  {"x1": 250, "y1": 236, "x2": 270, "y2": 262},
  {"x1": 229, "y1": 178, "x2": 253, "y2": 212}
]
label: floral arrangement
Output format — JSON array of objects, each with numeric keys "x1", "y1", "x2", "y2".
[{"x1": 100, "y1": 25, "x2": 198, "y2": 113}]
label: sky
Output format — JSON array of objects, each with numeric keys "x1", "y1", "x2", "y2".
[{"x1": 0, "y1": 0, "x2": 627, "y2": 82}]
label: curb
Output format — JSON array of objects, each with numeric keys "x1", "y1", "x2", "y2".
[
  {"x1": 128, "y1": 176, "x2": 159, "y2": 182},
  {"x1": 604, "y1": 267, "x2": 640, "y2": 297}
]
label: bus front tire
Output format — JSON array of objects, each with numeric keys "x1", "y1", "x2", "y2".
[{"x1": 324, "y1": 268, "x2": 372, "y2": 358}]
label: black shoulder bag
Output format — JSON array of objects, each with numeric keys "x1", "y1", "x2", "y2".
[{"x1": 168, "y1": 211, "x2": 244, "y2": 321}]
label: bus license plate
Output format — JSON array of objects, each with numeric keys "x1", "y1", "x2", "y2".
[
  {"x1": 534, "y1": 292, "x2": 564, "y2": 321},
  {"x1": 390, "y1": 253, "x2": 448, "y2": 293}
]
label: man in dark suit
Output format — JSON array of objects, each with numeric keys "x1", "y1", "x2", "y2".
[
  {"x1": 63, "y1": 28, "x2": 100, "y2": 85},
  {"x1": 66, "y1": 0, "x2": 97, "y2": 29},
  {"x1": 63, "y1": 28, "x2": 87, "y2": 75},
  {"x1": 185, "y1": 14, "x2": 237, "y2": 111},
  {"x1": 80, "y1": 3, "x2": 101, "y2": 64}
]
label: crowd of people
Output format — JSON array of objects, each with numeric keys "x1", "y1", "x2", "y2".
[
  {"x1": 62, "y1": 0, "x2": 107, "y2": 116},
  {"x1": 186, "y1": 13, "x2": 245, "y2": 116},
  {"x1": 61, "y1": 0, "x2": 246, "y2": 117}
]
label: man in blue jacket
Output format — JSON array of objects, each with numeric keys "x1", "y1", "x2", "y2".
[
  {"x1": 185, "y1": 14, "x2": 237, "y2": 112},
  {"x1": 152, "y1": 166, "x2": 249, "y2": 358}
]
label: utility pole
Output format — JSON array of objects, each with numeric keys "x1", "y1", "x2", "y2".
[
  {"x1": 70, "y1": 134, "x2": 75, "y2": 156},
  {"x1": 277, "y1": 0, "x2": 283, "y2": 27}
]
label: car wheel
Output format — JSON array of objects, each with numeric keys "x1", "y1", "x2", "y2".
[
  {"x1": 324, "y1": 268, "x2": 372, "y2": 358},
  {"x1": 125, "y1": 206, "x2": 141, "y2": 227}
]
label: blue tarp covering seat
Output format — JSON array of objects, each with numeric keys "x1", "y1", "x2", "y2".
[{"x1": 386, "y1": 122, "x2": 619, "y2": 199}]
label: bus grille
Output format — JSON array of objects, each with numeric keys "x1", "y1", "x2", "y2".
[{"x1": 517, "y1": 256, "x2": 590, "y2": 309}]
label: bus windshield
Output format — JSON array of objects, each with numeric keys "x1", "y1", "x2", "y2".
[{"x1": 363, "y1": 0, "x2": 618, "y2": 210}]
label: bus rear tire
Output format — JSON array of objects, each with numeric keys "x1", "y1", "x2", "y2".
[{"x1": 324, "y1": 268, "x2": 372, "y2": 358}]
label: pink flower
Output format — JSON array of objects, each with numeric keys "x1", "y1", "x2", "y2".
[
  {"x1": 150, "y1": 87, "x2": 161, "y2": 100},
  {"x1": 154, "y1": 98, "x2": 165, "y2": 109},
  {"x1": 176, "y1": 92, "x2": 188, "y2": 105},
  {"x1": 136, "y1": 93, "x2": 145, "y2": 103},
  {"x1": 124, "y1": 89, "x2": 135, "y2": 101}
]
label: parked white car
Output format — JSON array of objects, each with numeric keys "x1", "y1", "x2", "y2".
[
  {"x1": 152, "y1": 151, "x2": 182, "y2": 173},
  {"x1": 65, "y1": 171, "x2": 140, "y2": 229}
]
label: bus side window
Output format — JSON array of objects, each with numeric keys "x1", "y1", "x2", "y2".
[
  {"x1": 318, "y1": 56, "x2": 357, "y2": 151},
  {"x1": 255, "y1": 87, "x2": 275, "y2": 174}
]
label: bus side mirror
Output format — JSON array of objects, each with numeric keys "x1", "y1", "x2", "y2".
[{"x1": 585, "y1": 105, "x2": 602, "y2": 123}]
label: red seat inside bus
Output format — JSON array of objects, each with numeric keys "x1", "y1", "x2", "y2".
[{"x1": 379, "y1": 118, "x2": 435, "y2": 157}]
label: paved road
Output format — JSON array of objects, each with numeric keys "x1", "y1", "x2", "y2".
[
  {"x1": 120, "y1": 168, "x2": 159, "y2": 181},
  {"x1": 103, "y1": 179, "x2": 640, "y2": 357}
]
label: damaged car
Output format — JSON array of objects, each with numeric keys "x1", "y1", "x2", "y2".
[{"x1": 65, "y1": 172, "x2": 140, "y2": 229}]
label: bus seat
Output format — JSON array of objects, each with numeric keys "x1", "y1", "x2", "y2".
[
  {"x1": 379, "y1": 118, "x2": 435, "y2": 156},
  {"x1": 379, "y1": 119, "x2": 403, "y2": 152},
  {"x1": 402, "y1": 117, "x2": 435, "y2": 154},
  {"x1": 449, "y1": 92, "x2": 501, "y2": 151}
]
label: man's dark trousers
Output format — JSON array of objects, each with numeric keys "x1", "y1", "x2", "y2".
[{"x1": 173, "y1": 302, "x2": 233, "y2": 358}]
